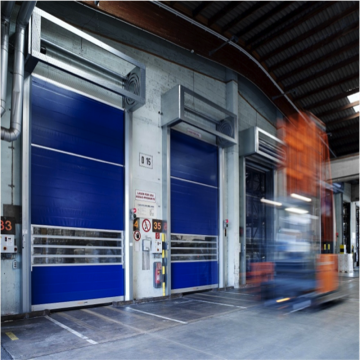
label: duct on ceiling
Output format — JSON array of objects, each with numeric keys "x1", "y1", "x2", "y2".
[{"x1": 1, "y1": 1, "x2": 37, "y2": 142}]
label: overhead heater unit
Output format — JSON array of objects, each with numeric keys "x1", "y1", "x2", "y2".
[
  {"x1": 161, "y1": 85, "x2": 237, "y2": 148},
  {"x1": 25, "y1": 7, "x2": 145, "y2": 112},
  {"x1": 239, "y1": 127, "x2": 285, "y2": 168}
]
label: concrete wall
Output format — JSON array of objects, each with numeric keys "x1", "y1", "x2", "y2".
[
  {"x1": 238, "y1": 76, "x2": 277, "y2": 136},
  {"x1": 330, "y1": 155, "x2": 360, "y2": 182},
  {"x1": 1, "y1": 62, "x2": 23, "y2": 315}
]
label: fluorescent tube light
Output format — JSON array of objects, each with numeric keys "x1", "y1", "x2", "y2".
[
  {"x1": 291, "y1": 193, "x2": 312, "y2": 202},
  {"x1": 285, "y1": 208, "x2": 308, "y2": 214},
  {"x1": 276, "y1": 297, "x2": 290, "y2": 303},
  {"x1": 261, "y1": 198, "x2": 282, "y2": 206}
]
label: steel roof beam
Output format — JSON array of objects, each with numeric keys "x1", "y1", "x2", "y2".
[
  {"x1": 250, "y1": 2, "x2": 333, "y2": 50},
  {"x1": 316, "y1": 101, "x2": 360, "y2": 118},
  {"x1": 221, "y1": 1, "x2": 270, "y2": 34},
  {"x1": 304, "y1": 88, "x2": 359, "y2": 110},
  {"x1": 260, "y1": 4, "x2": 359, "y2": 62},
  {"x1": 276, "y1": 40, "x2": 359, "y2": 81},
  {"x1": 208, "y1": 2, "x2": 242, "y2": 27},
  {"x1": 329, "y1": 122, "x2": 360, "y2": 137},
  {"x1": 284, "y1": 55, "x2": 359, "y2": 92},
  {"x1": 326, "y1": 113, "x2": 359, "y2": 128},
  {"x1": 192, "y1": 1, "x2": 213, "y2": 18},
  {"x1": 293, "y1": 73, "x2": 359, "y2": 102},
  {"x1": 234, "y1": 1, "x2": 294, "y2": 39},
  {"x1": 269, "y1": 22, "x2": 359, "y2": 72}
]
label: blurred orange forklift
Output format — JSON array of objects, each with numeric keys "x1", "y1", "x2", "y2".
[{"x1": 250, "y1": 111, "x2": 344, "y2": 311}]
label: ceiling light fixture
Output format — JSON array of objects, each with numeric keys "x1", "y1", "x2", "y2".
[
  {"x1": 260, "y1": 198, "x2": 282, "y2": 206},
  {"x1": 347, "y1": 92, "x2": 360, "y2": 113},
  {"x1": 291, "y1": 193, "x2": 312, "y2": 202},
  {"x1": 285, "y1": 208, "x2": 308, "y2": 215}
]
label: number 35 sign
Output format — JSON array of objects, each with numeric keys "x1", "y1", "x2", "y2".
[{"x1": 152, "y1": 219, "x2": 167, "y2": 233}]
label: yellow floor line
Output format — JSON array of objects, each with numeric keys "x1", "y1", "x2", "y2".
[{"x1": 5, "y1": 332, "x2": 18, "y2": 341}]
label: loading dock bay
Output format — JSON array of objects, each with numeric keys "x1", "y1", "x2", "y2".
[{"x1": 2, "y1": 275, "x2": 359, "y2": 360}]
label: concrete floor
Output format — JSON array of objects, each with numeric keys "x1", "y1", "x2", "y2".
[{"x1": 1, "y1": 274, "x2": 359, "y2": 360}]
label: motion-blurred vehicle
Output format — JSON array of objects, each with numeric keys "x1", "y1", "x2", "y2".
[{"x1": 249, "y1": 111, "x2": 345, "y2": 311}]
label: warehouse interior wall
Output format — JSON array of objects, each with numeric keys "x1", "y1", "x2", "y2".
[
  {"x1": 2, "y1": 1, "x2": 284, "y2": 315},
  {"x1": 1, "y1": 71, "x2": 23, "y2": 315}
]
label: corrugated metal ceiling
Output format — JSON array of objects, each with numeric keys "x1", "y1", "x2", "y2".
[{"x1": 168, "y1": 0, "x2": 359, "y2": 158}]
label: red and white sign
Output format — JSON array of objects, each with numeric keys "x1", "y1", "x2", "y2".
[
  {"x1": 187, "y1": 128, "x2": 202, "y2": 139},
  {"x1": 135, "y1": 190, "x2": 156, "y2": 202},
  {"x1": 142, "y1": 219, "x2": 151, "y2": 232},
  {"x1": 155, "y1": 233, "x2": 160, "y2": 240},
  {"x1": 133, "y1": 231, "x2": 141, "y2": 241}
]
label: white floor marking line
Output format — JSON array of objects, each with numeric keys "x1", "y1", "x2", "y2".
[
  {"x1": 189, "y1": 298, "x2": 247, "y2": 309},
  {"x1": 219, "y1": 291, "x2": 254, "y2": 296},
  {"x1": 45, "y1": 316, "x2": 97, "y2": 345},
  {"x1": 126, "y1": 307, "x2": 188, "y2": 324},
  {"x1": 195, "y1": 292, "x2": 254, "y2": 301},
  {"x1": 82, "y1": 309, "x2": 145, "y2": 334}
]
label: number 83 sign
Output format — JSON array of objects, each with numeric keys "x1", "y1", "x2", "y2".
[{"x1": 1, "y1": 217, "x2": 15, "y2": 235}]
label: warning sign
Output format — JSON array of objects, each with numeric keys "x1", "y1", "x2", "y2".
[
  {"x1": 133, "y1": 231, "x2": 141, "y2": 241},
  {"x1": 142, "y1": 219, "x2": 151, "y2": 232},
  {"x1": 135, "y1": 190, "x2": 156, "y2": 202}
]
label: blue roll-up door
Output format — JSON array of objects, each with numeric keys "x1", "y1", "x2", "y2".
[
  {"x1": 170, "y1": 130, "x2": 219, "y2": 292},
  {"x1": 30, "y1": 76, "x2": 125, "y2": 310}
]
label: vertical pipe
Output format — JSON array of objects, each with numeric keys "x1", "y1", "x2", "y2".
[
  {"x1": 124, "y1": 110, "x2": 133, "y2": 301},
  {"x1": 2, "y1": 1, "x2": 37, "y2": 141},
  {"x1": 1, "y1": 1, "x2": 15, "y2": 116},
  {"x1": 218, "y1": 147, "x2": 225, "y2": 288},
  {"x1": 162, "y1": 126, "x2": 171, "y2": 295},
  {"x1": 21, "y1": 75, "x2": 32, "y2": 313},
  {"x1": 239, "y1": 156, "x2": 246, "y2": 285},
  {"x1": 225, "y1": 71, "x2": 240, "y2": 287}
]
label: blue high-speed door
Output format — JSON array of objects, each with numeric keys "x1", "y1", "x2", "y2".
[
  {"x1": 30, "y1": 77, "x2": 125, "y2": 310},
  {"x1": 170, "y1": 130, "x2": 219, "y2": 292}
]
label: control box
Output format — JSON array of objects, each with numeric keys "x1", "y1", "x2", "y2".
[
  {"x1": 1, "y1": 235, "x2": 17, "y2": 253},
  {"x1": 152, "y1": 238, "x2": 162, "y2": 253}
]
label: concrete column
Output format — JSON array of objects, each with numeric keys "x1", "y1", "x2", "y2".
[
  {"x1": 225, "y1": 69, "x2": 240, "y2": 288},
  {"x1": 350, "y1": 201, "x2": 356, "y2": 255},
  {"x1": 334, "y1": 193, "x2": 343, "y2": 253}
]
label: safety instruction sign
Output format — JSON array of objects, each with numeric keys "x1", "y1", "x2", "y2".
[
  {"x1": 134, "y1": 200, "x2": 157, "y2": 219},
  {"x1": 142, "y1": 219, "x2": 151, "y2": 232},
  {"x1": 135, "y1": 190, "x2": 156, "y2": 202},
  {"x1": 133, "y1": 231, "x2": 141, "y2": 241}
]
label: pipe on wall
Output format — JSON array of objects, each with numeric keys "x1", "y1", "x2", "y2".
[
  {"x1": 1, "y1": 1, "x2": 36, "y2": 142},
  {"x1": 1, "y1": 1, "x2": 15, "y2": 116}
]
